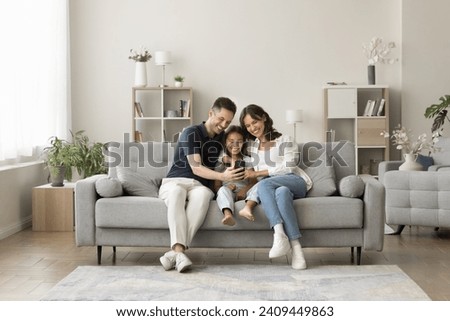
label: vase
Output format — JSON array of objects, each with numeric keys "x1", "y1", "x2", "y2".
[
  {"x1": 399, "y1": 153, "x2": 423, "y2": 171},
  {"x1": 368, "y1": 65, "x2": 375, "y2": 85},
  {"x1": 174, "y1": 81, "x2": 183, "y2": 88},
  {"x1": 134, "y1": 62, "x2": 147, "y2": 87}
]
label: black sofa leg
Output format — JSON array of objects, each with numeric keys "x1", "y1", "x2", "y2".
[
  {"x1": 97, "y1": 246, "x2": 102, "y2": 265},
  {"x1": 356, "y1": 247, "x2": 361, "y2": 265},
  {"x1": 391, "y1": 225, "x2": 405, "y2": 235}
]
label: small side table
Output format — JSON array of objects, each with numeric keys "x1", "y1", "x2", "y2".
[{"x1": 32, "y1": 183, "x2": 75, "y2": 231}]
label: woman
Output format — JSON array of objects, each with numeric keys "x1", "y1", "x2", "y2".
[{"x1": 239, "y1": 104, "x2": 312, "y2": 270}]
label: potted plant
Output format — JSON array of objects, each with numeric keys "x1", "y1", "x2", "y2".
[
  {"x1": 43, "y1": 136, "x2": 80, "y2": 186},
  {"x1": 174, "y1": 75, "x2": 185, "y2": 88},
  {"x1": 71, "y1": 130, "x2": 107, "y2": 178},
  {"x1": 424, "y1": 94, "x2": 450, "y2": 134}
]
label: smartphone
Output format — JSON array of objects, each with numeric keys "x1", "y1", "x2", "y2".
[{"x1": 234, "y1": 160, "x2": 246, "y2": 170}]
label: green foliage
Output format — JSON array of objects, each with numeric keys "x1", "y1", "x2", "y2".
[
  {"x1": 174, "y1": 75, "x2": 184, "y2": 82},
  {"x1": 43, "y1": 131, "x2": 107, "y2": 181},
  {"x1": 43, "y1": 136, "x2": 80, "y2": 181},
  {"x1": 71, "y1": 130, "x2": 107, "y2": 178},
  {"x1": 424, "y1": 95, "x2": 450, "y2": 133}
]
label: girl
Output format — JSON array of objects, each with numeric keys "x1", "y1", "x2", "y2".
[{"x1": 214, "y1": 125, "x2": 258, "y2": 226}]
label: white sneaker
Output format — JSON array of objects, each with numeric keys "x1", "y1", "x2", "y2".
[
  {"x1": 175, "y1": 252, "x2": 192, "y2": 273},
  {"x1": 269, "y1": 233, "x2": 291, "y2": 258},
  {"x1": 159, "y1": 250, "x2": 177, "y2": 271},
  {"x1": 291, "y1": 245, "x2": 307, "y2": 270}
]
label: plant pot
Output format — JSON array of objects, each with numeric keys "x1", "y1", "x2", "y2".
[
  {"x1": 49, "y1": 165, "x2": 66, "y2": 187},
  {"x1": 174, "y1": 81, "x2": 183, "y2": 88}
]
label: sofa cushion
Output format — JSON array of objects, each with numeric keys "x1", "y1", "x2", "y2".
[
  {"x1": 417, "y1": 154, "x2": 434, "y2": 171},
  {"x1": 116, "y1": 167, "x2": 161, "y2": 197},
  {"x1": 339, "y1": 175, "x2": 365, "y2": 198},
  {"x1": 304, "y1": 155, "x2": 336, "y2": 197},
  {"x1": 96, "y1": 197, "x2": 169, "y2": 228},
  {"x1": 95, "y1": 177, "x2": 123, "y2": 198}
]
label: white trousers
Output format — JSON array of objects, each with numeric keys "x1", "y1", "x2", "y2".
[{"x1": 158, "y1": 177, "x2": 214, "y2": 249}]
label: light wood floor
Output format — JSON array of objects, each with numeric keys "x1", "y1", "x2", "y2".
[{"x1": 1, "y1": 226, "x2": 450, "y2": 301}]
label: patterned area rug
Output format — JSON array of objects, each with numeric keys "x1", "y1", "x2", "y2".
[{"x1": 42, "y1": 264, "x2": 430, "y2": 301}]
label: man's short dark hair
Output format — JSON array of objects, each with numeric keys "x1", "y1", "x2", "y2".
[{"x1": 211, "y1": 97, "x2": 237, "y2": 115}]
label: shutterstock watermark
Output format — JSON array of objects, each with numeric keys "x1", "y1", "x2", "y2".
[{"x1": 103, "y1": 133, "x2": 350, "y2": 169}]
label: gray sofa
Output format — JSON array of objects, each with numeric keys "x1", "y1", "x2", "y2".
[
  {"x1": 379, "y1": 137, "x2": 450, "y2": 235},
  {"x1": 75, "y1": 140, "x2": 385, "y2": 265}
]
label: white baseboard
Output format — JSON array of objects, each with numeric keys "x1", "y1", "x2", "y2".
[{"x1": 0, "y1": 217, "x2": 32, "y2": 240}]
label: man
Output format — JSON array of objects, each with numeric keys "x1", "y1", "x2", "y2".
[{"x1": 158, "y1": 97, "x2": 243, "y2": 272}]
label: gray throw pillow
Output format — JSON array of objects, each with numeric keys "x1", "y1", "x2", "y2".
[
  {"x1": 339, "y1": 175, "x2": 365, "y2": 198},
  {"x1": 304, "y1": 156, "x2": 336, "y2": 197},
  {"x1": 95, "y1": 177, "x2": 123, "y2": 198},
  {"x1": 116, "y1": 167, "x2": 161, "y2": 197}
]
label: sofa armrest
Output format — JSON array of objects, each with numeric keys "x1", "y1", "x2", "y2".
[
  {"x1": 428, "y1": 164, "x2": 450, "y2": 172},
  {"x1": 378, "y1": 160, "x2": 403, "y2": 184},
  {"x1": 360, "y1": 175, "x2": 385, "y2": 251},
  {"x1": 75, "y1": 174, "x2": 106, "y2": 246}
]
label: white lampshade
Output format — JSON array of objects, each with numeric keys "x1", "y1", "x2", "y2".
[
  {"x1": 286, "y1": 109, "x2": 303, "y2": 123},
  {"x1": 154, "y1": 51, "x2": 172, "y2": 65}
]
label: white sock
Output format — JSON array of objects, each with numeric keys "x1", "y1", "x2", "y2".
[
  {"x1": 273, "y1": 224, "x2": 286, "y2": 236},
  {"x1": 290, "y1": 239, "x2": 301, "y2": 248}
]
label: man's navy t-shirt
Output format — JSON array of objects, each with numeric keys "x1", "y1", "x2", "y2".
[{"x1": 166, "y1": 122, "x2": 224, "y2": 190}]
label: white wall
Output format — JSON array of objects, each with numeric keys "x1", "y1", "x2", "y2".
[
  {"x1": 402, "y1": 0, "x2": 450, "y2": 139},
  {"x1": 70, "y1": 0, "x2": 402, "y2": 144},
  {"x1": 0, "y1": 163, "x2": 47, "y2": 239}
]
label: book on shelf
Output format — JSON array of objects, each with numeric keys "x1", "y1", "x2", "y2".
[
  {"x1": 325, "y1": 129, "x2": 335, "y2": 143},
  {"x1": 376, "y1": 98, "x2": 385, "y2": 116},
  {"x1": 134, "y1": 102, "x2": 144, "y2": 117},
  {"x1": 364, "y1": 100, "x2": 376, "y2": 116},
  {"x1": 179, "y1": 99, "x2": 191, "y2": 117},
  {"x1": 183, "y1": 99, "x2": 190, "y2": 117},
  {"x1": 371, "y1": 99, "x2": 380, "y2": 116},
  {"x1": 363, "y1": 100, "x2": 372, "y2": 116},
  {"x1": 134, "y1": 130, "x2": 143, "y2": 142}
]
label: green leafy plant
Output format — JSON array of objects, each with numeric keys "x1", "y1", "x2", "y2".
[
  {"x1": 71, "y1": 130, "x2": 107, "y2": 178},
  {"x1": 43, "y1": 136, "x2": 80, "y2": 181},
  {"x1": 424, "y1": 95, "x2": 450, "y2": 133},
  {"x1": 174, "y1": 75, "x2": 185, "y2": 82}
]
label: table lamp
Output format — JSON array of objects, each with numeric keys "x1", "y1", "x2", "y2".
[
  {"x1": 154, "y1": 51, "x2": 172, "y2": 87},
  {"x1": 286, "y1": 109, "x2": 303, "y2": 142}
]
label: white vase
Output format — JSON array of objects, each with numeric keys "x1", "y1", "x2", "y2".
[
  {"x1": 134, "y1": 62, "x2": 147, "y2": 87},
  {"x1": 174, "y1": 81, "x2": 183, "y2": 88},
  {"x1": 399, "y1": 153, "x2": 423, "y2": 171}
]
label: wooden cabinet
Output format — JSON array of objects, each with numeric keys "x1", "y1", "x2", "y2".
[
  {"x1": 132, "y1": 87, "x2": 193, "y2": 142},
  {"x1": 324, "y1": 85, "x2": 389, "y2": 176},
  {"x1": 32, "y1": 183, "x2": 75, "y2": 231}
]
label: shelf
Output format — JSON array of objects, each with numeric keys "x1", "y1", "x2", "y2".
[
  {"x1": 324, "y1": 85, "x2": 389, "y2": 176},
  {"x1": 132, "y1": 87, "x2": 193, "y2": 142},
  {"x1": 357, "y1": 146, "x2": 387, "y2": 149}
]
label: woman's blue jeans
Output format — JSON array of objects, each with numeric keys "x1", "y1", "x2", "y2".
[{"x1": 257, "y1": 173, "x2": 307, "y2": 240}]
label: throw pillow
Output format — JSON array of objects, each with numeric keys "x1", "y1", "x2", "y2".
[
  {"x1": 339, "y1": 175, "x2": 365, "y2": 198},
  {"x1": 95, "y1": 177, "x2": 123, "y2": 198},
  {"x1": 116, "y1": 167, "x2": 161, "y2": 197},
  {"x1": 304, "y1": 155, "x2": 337, "y2": 197},
  {"x1": 416, "y1": 154, "x2": 433, "y2": 171}
]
